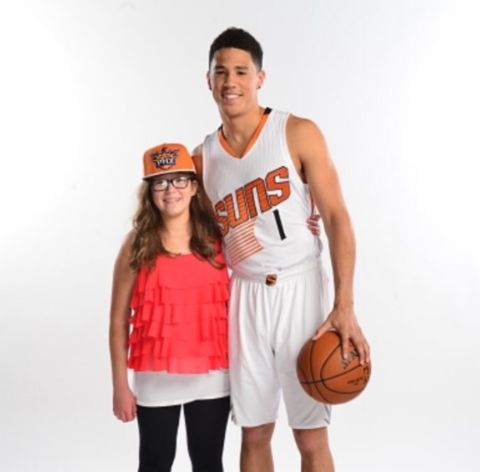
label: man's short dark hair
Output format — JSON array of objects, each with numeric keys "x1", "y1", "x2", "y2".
[{"x1": 209, "y1": 27, "x2": 263, "y2": 70}]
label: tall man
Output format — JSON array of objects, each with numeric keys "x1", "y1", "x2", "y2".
[{"x1": 193, "y1": 28, "x2": 370, "y2": 472}]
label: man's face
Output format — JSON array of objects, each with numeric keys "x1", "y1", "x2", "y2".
[{"x1": 207, "y1": 47, "x2": 265, "y2": 118}]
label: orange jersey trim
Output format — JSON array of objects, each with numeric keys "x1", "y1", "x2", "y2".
[{"x1": 218, "y1": 112, "x2": 270, "y2": 159}]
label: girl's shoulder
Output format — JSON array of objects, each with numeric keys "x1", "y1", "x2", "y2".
[{"x1": 213, "y1": 239, "x2": 223, "y2": 252}]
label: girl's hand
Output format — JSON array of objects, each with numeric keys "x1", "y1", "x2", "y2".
[
  {"x1": 113, "y1": 386, "x2": 137, "y2": 422},
  {"x1": 307, "y1": 213, "x2": 321, "y2": 236}
]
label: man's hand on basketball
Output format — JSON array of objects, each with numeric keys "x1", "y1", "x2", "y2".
[{"x1": 313, "y1": 305, "x2": 370, "y2": 365}]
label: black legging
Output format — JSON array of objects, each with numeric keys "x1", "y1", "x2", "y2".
[{"x1": 136, "y1": 396, "x2": 230, "y2": 472}]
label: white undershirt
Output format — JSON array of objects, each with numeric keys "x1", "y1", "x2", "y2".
[{"x1": 133, "y1": 370, "x2": 230, "y2": 407}]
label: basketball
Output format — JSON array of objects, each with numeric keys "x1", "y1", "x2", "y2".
[{"x1": 297, "y1": 331, "x2": 371, "y2": 404}]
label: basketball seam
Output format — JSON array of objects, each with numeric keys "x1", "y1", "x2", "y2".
[
  {"x1": 297, "y1": 345, "x2": 313, "y2": 397},
  {"x1": 309, "y1": 340, "x2": 329, "y2": 403},
  {"x1": 321, "y1": 364, "x2": 371, "y2": 394},
  {"x1": 298, "y1": 364, "x2": 313, "y2": 396},
  {"x1": 306, "y1": 363, "x2": 366, "y2": 383},
  {"x1": 300, "y1": 334, "x2": 370, "y2": 403},
  {"x1": 301, "y1": 379, "x2": 366, "y2": 393},
  {"x1": 320, "y1": 342, "x2": 342, "y2": 383},
  {"x1": 320, "y1": 340, "x2": 368, "y2": 382}
]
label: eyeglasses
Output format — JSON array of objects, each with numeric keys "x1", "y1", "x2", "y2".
[{"x1": 150, "y1": 176, "x2": 194, "y2": 192}]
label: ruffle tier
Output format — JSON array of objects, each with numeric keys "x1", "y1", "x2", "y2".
[{"x1": 127, "y1": 258, "x2": 229, "y2": 374}]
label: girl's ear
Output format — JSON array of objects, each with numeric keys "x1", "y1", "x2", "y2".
[{"x1": 191, "y1": 179, "x2": 199, "y2": 196}]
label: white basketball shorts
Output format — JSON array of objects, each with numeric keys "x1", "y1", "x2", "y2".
[{"x1": 228, "y1": 261, "x2": 332, "y2": 429}]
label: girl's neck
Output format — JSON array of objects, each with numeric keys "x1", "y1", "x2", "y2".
[{"x1": 161, "y1": 215, "x2": 192, "y2": 255}]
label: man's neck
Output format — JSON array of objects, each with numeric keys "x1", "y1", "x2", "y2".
[{"x1": 219, "y1": 106, "x2": 265, "y2": 155}]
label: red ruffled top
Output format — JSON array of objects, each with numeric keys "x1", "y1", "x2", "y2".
[{"x1": 127, "y1": 247, "x2": 229, "y2": 374}]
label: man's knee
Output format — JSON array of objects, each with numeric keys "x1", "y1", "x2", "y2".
[
  {"x1": 242, "y1": 423, "x2": 275, "y2": 449},
  {"x1": 293, "y1": 427, "x2": 331, "y2": 457}
]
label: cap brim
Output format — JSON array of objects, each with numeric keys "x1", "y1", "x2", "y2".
[{"x1": 143, "y1": 168, "x2": 197, "y2": 180}]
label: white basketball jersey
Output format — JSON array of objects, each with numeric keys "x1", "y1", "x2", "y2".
[{"x1": 203, "y1": 109, "x2": 322, "y2": 277}]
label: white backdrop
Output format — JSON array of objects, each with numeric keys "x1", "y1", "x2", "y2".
[{"x1": 1, "y1": 1, "x2": 479, "y2": 471}]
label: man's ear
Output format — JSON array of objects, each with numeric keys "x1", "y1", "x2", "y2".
[
  {"x1": 206, "y1": 71, "x2": 212, "y2": 90},
  {"x1": 257, "y1": 70, "x2": 266, "y2": 89}
]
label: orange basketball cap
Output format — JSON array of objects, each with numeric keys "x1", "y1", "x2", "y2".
[{"x1": 143, "y1": 143, "x2": 196, "y2": 179}]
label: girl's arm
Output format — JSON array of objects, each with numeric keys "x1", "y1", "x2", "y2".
[{"x1": 109, "y1": 232, "x2": 137, "y2": 422}]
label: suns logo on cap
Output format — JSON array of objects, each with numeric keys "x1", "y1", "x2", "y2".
[{"x1": 151, "y1": 146, "x2": 179, "y2": 170}]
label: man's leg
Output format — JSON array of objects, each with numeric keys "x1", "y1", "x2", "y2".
[
  {"x1": 293, "y1": 427, "x2": 334, "y2": 472},
  {"x1": 273, "y1": 266, "x2": 333, "y2": 471},
  {"x1": 241, "y1": 423, "x2": 275, "y2": 472},
  {"x1": 228, "y1": 276, "x2": 281, "y2": 470}
]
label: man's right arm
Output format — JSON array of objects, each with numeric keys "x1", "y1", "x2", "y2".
[{"x1": 191, "y1": 144, "x2": 203, "y2": 182}]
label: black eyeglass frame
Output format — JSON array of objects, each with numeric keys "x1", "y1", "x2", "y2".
[{"x1": 149, "y1": 175, "x2": 196, "y2": 192}]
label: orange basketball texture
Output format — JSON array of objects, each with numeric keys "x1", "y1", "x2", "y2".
[{"x1": 297, "y1": 331, "x2": 371, "y2": 404}]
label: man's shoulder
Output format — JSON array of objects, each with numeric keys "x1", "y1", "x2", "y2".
[
  {"x1": 191, "y1": 143, "x2": 203, "y2": 176},
  {"x1": 286, "y1": 114, "x2": 326, "y2": 150},
  {"x1": 287, "y1": 113, "x2": 321, "y2": 134},
  {"x1": 192, "y1": 143, "x2": 203, "y2": 157}
]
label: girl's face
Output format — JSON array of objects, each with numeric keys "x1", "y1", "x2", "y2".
[{"x1": 150, "y1": 173, "x2": 198, "y2": 219}]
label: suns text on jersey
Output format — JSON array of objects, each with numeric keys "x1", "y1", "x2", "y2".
[{"x1": 214, "y1": 166, "x2": 291, "y2": 236}]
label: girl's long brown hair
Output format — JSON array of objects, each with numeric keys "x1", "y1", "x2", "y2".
[{"x1": 129, "y1": 176, "x2": 223, "y2": 271}]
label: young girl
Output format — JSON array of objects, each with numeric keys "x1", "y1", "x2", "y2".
[{"x1": 109, "y1": 143, "x2": 230, "y2": 472}]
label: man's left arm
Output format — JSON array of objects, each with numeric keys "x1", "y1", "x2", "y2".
[{"x1": 287, "y1": 116, "x2": 370, "y2": 364}]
